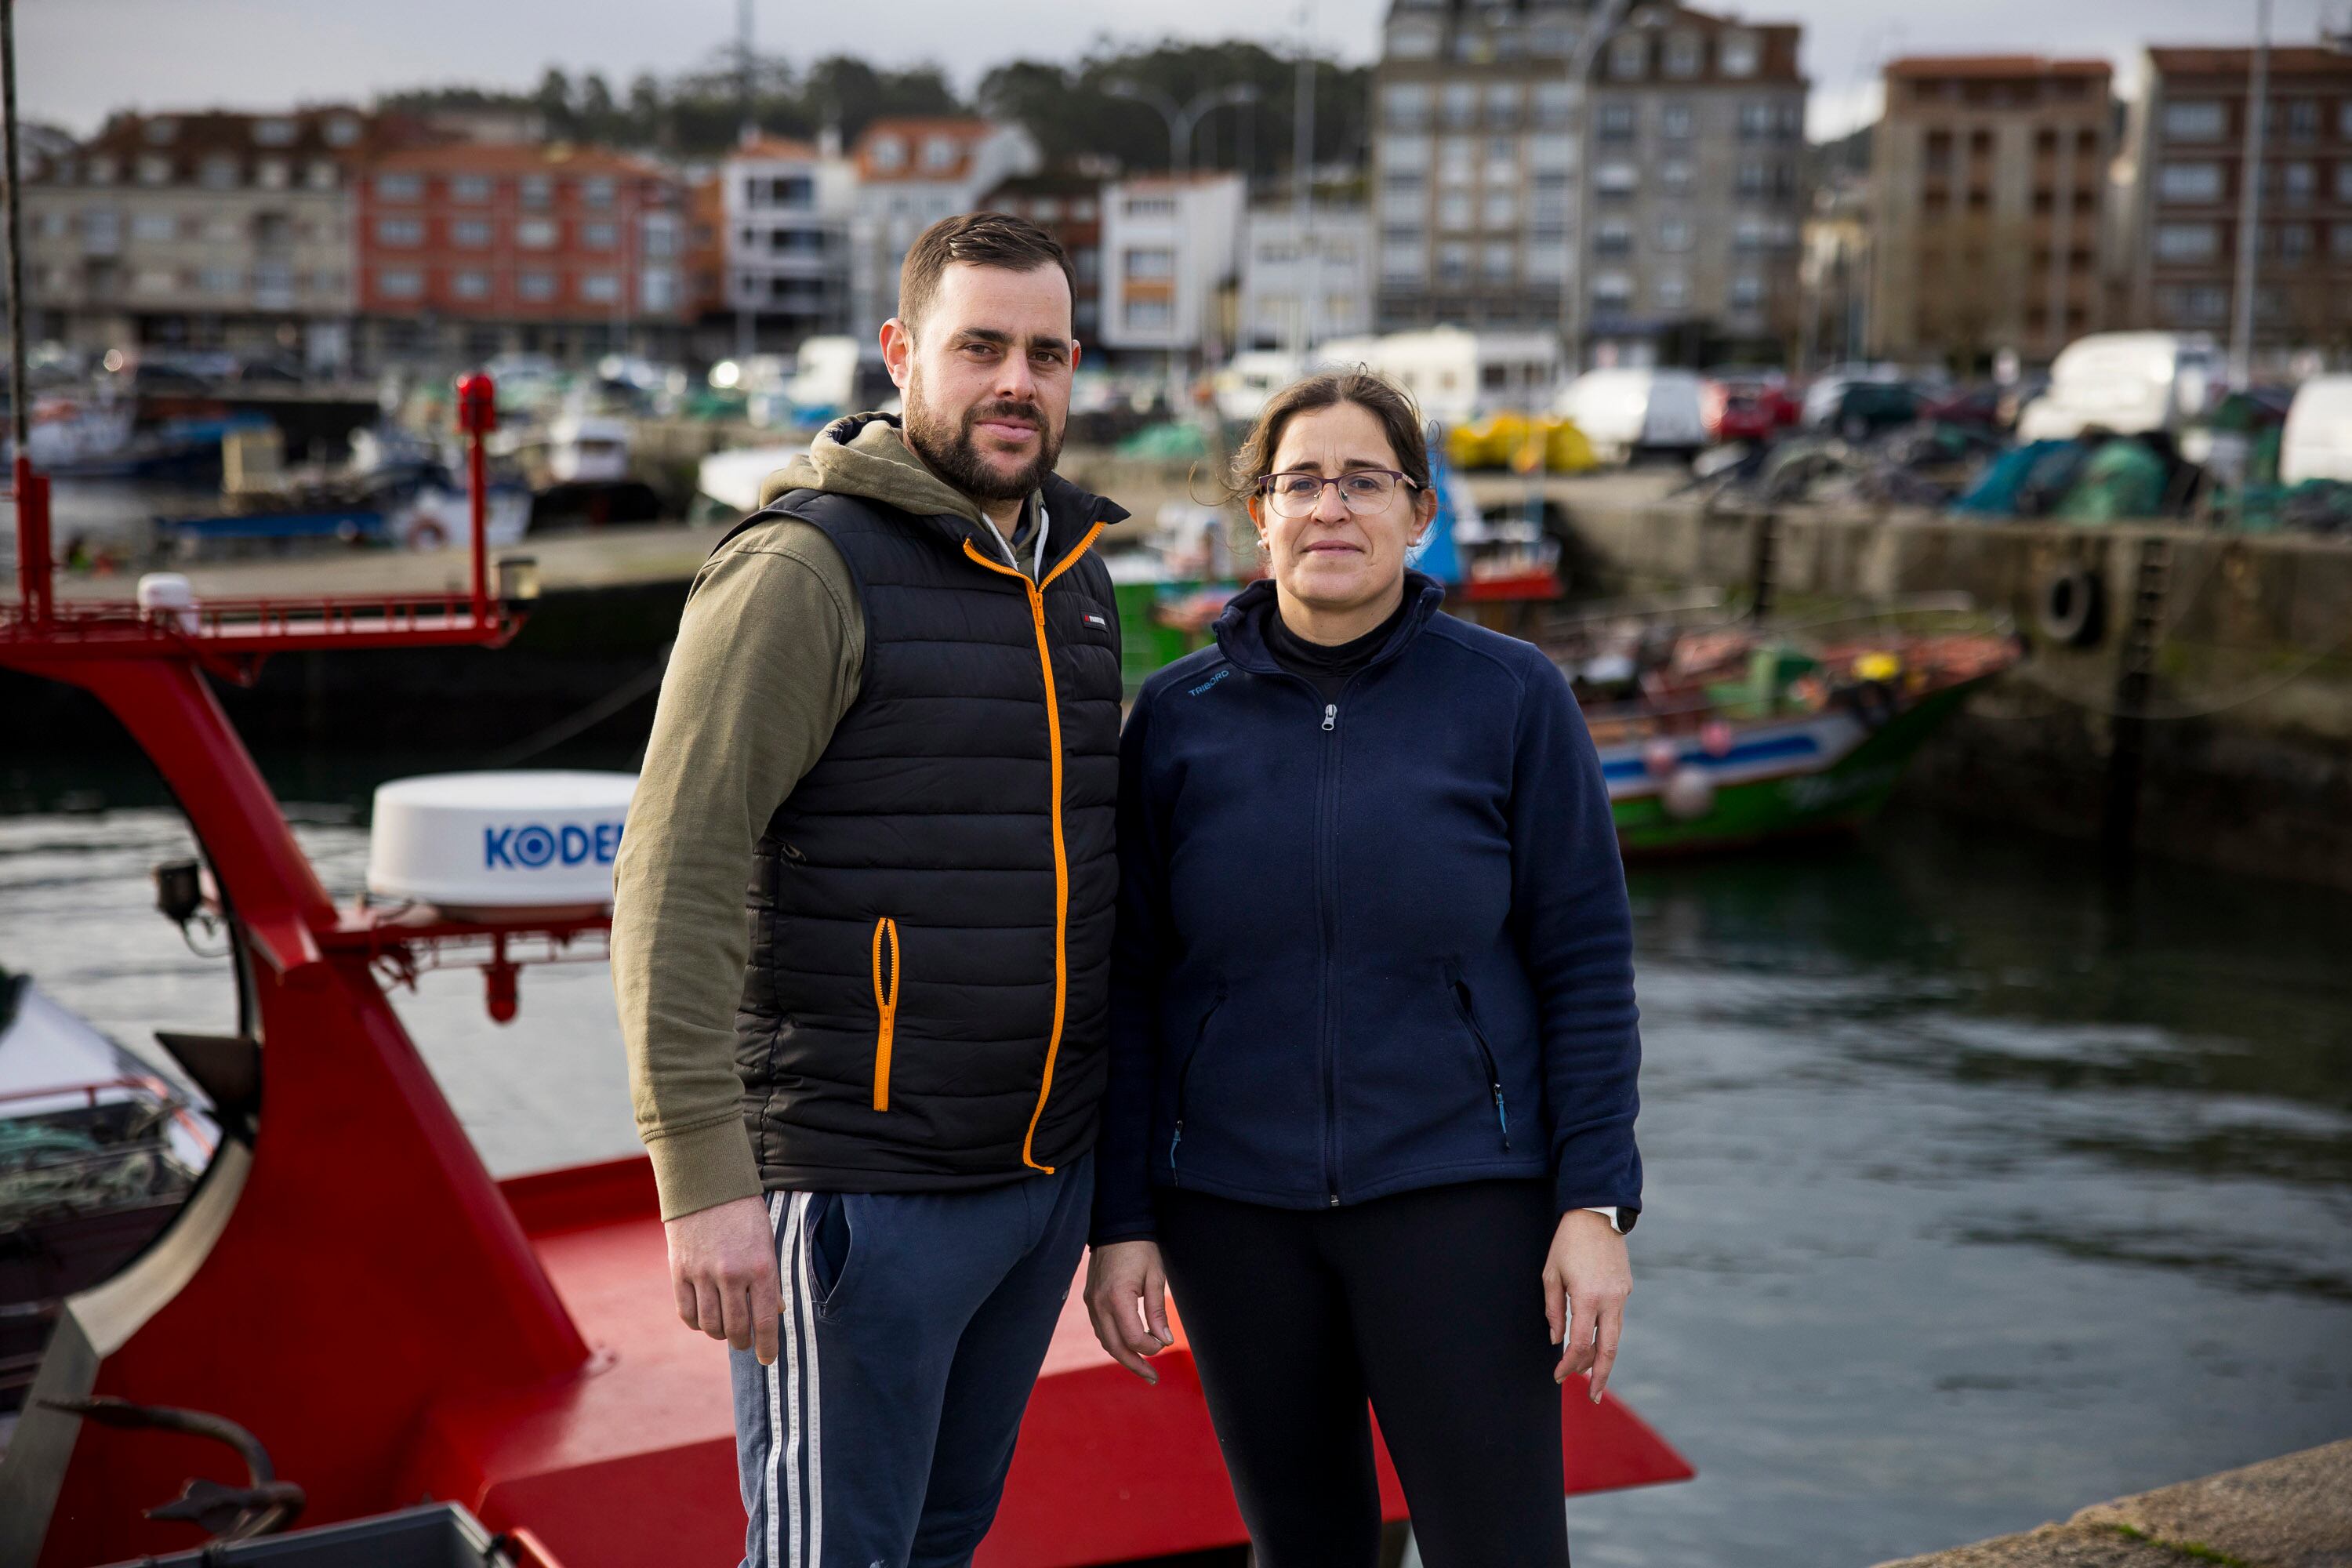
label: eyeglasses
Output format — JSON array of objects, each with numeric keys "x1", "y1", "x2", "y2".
[{"x1": 1258, "y1": 469, "x2": 1419, "y2": 517}]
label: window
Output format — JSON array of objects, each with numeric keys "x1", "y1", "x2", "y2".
[
  {"x1": 256, "y1": 158, "x2": 289, "y2": 190},
  {"x1": 324, "y1": 115, "x2": 361, "y2": 147},
  {"x1": 1738, "y1": 102, "x2": 1775, "y2": 140},
  {"x1": 1737, "y1": 160, "x2": 1766, "y2": 197},
  {"x1": 1439, "y1": 136, "x2": 1476, "y2": 185},
  {"x1": 1592, "y1": 271, "x2": 1632, "y2": 310},
  {"x1": 2332, "y1": 223, "x2": 2352, "y2": 260},
  {"x1": 1123, "y1": 297, "x2": 1172, "y2": 331},
  {"x1": 1382, "y1": 83, "x2": 1431, "y2": 132},
  {"x1": 2339, "y1": 164, "x2": 2352, "y2": 202},
  {"x1": 1379, "y1": 133, "x2": 1432, "y2": 172},
  {"x1": 376, "y1": 216, "x2": 424, "y2": 247},
  {"x1": 143, "y1": 117, "x2": 179, "y2": 145},
  {"x1": 1484, "y1": 83, "x2": 1522, "y2": 131},
  {"x1": 307, "y1": 161, "x2": 338, "y2": 191},
  {"x1": 1530, "y1": 23, "x2": 1576, "y2": 57},
  {"x1": 1479, "y1": 187, "x2": 1519, "y2": 231},
  {"x1": 869, "y1": 135, "x2": 906, "y2": 171},
  {"x1": 378, "y1": 267, "x2": 423, "y2": 299},
  {"x1": 452, "y1": 218, "x2": 492, "y2": 248},
  {"x1": 1388, "y1": 19, "x2": 1440, "y2": 58},
  {"x1": 254, "y1": 117, "x2": 296, "y2": 147},
  {"x1": 88, "y1": 155, "x2": 119, "y2": 184},
  {"x1": 1123, "y1": 246, "x2": 1175, "y2": 279},
  {"x1": 1442, "y1": 83, "x2": 1478, "y2": 130},
  {"x1": 1595, "y1": 217, "x2": 1632, "y2": 254},
  {"x1": 1730, "y1": 274, "x2": 1765, "y2": 308},
  {"x1": 130, "y1": 212, "x2": 178, "y2": 242},
  {"x1": 452, "y1": 270, "x2": 491, "y2": 300},
  {"x1": 1734, "y1": 216, "x2": 1769, "y2": 252},
  {"x1": 1608, "y1": 35, "x2": 1646, "y2": 79},
  {"x1": 83, "y1": 210, "x2": 122, "y2": 248},
  {"x1": 520, "y1": 174, "x2": 552, "y2": 209},
  {"x1": 1656, "y1": 273, "x2": 1689, "y2": 310},
  {"x1": 1719, "y1": 31, "x2": 1759, "y2": 77},
  {"x1": 1664, "y1": 32, "x2": 1702, "y2": 78},
  {"x1": 1439, "y1": 192, "x2": 1473, "y2": 230},
  {"x1": 1072, "y1": 198, "x2": 1098, "y2": 221},
  {"x1": 195, "y1": 156, "x2": 238, "y2": 190},
  {"x1": 1032, "y1": 197, "x2": 1062, "y2": 222},
  {"x1": 1597, "y1": 103, "x2": 1636, "y2": 143},
  {"x1": 517, "y1": 271, "x2": 557, "y2": 301},
  {"x1": 923, "y1": 136, "x2": 958, "y2": 172},
  {"x1": 1661, "y1": 103, "x2": 1693, "y2": 141},
  {"x1": 1658, "y1": 216, "x2": 1693, "y2": 251},
  {"x1": 2276, "y1": 100, "x2": 2320, "y2": 140},
  {"x1": 582, "y1": 176, "x2": 617, "y2": 208},
  {"x1": 2282, "y1": 162, "x2": 2316, "y2": 205},
  {"x1": 1436, "y1": 241, "x2": 1472, "y2": 283},
  {"x1": 452, "y1": 174, "x2": 493, "y2": 203},
  {"x1": 1594, "y1": 161, "x2": 1636, "y2": 196},
  {"x1": 642, "y1": 216, "x2": 678, "y2": 260},
  {"x1": 1534, "y1": 82, "x2": 1573, "y2": 130},
  {"x1": 1661, "y1": 158, "x2": 1694, "y2": 196},
  {"x1": 1380, "y1": 186, "x2": 1425, "y2": 221},
  {"x1": 2154, "y1": 223, "x2": 2220, "y2": 262},
  {"x1": 132, "y1": 267, "x2": 176, "y2": 296},
  {"x1": 1528, "y1": 133, "x2": 1576, "y2": 172},
  {"x1": 2158, "y1": 162, "x2": 2223, "y2": 202},
  {"x1": 581, "y1": 273, "x2": 622, "y2": 303},
  {"x1": 583, "y1": 221, "x2": 619, "y2": 250},
  {"x1": 1481, "y1": 241, "x2": 1513, "y2": 281},
  {"x1": 376, "y1": 172, "x2": 423, "y2": 201},
  {"x1": 2161, "y1": 101, "x2": 2227, "y2": 142},
  {"x1": 517, "y1": 219, "x2": 557, "y2": 249},
  {"x1": 1123, "y1": 194, "x2": 1177, "y2": 219},
  {"x1": 1382, "y1": 241, "x2": 1428, "y2": 282},
  {"x1": 138, "y1": 155, "x2": 172, "y2": 185},
  {"x1": 1486, "y1": 135, "x2": 1519, "y2": 179},
  {"x1": 2277, "y1": 224, "x2": 2312, "y2": 261}
]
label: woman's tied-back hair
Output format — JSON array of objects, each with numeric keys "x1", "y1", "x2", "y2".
[{"x1": 1224, "y1": 368, "x2": 1433, "y2": 506}]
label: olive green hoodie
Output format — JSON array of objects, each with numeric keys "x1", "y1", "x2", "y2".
[{"x1": 611, "y1": 414, "x2": 1046, "y2": 1221}]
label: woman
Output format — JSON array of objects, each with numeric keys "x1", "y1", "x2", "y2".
[{"x1": 1085, "y1": 370, "x2": 1641, "y2": 1566}]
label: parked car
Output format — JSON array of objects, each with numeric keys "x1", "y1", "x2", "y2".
[
  {"x1": 1555, "y1": 368, "x2": 1710, "y2": 463},
  {"x1": 2015, "y1": 332, "x2": 2223, "y2": 442},
  {"x1": 1806, "y1": 380, "x2": 1922, "y2": 442},
  {"x1": 1700, "y1": 372, "x2": 1799, "y2": 444}
]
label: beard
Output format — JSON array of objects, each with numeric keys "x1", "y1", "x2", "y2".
[{"x1": 902, "y1": 376, "x2": 1064, "y2": 503}]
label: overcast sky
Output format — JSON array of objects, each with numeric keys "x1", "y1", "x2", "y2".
[{"x1": 19, "y1": 0, "x2": 2345, "y2": 143}]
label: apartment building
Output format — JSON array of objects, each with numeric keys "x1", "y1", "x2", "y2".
[
  {"x1": 1238, "y1": 204, "x2": 1376, "y2": 351},
  {"x1": 1869, "y1": 56, "x2": 2112, "y2": 365},
  {"x1": 1372, "y1": 0, "x2": 1599, "y2": 335},
  {"x1": 846, "y1": 118, "x2": 1041, "y2": 336},
  {"x1": 353, "y1": 143, "x2": 685, "y2": 366},
  {"x1": 723, "y1": 135, "x2": 854, "y2": 350},
  {"x1": 978, "y1": 172, "x2": 1106, "y2": 343},
  {"x1": 2119, "y1": 45, "x2": 2352, "y2": 350},
  {"x1": 1098, "y1": 174, "x2": 1247, "y2": 361},
  {"x1": 20, "y1": 107, "x2": 386, "y2": 371},
  {"x1": 1581, "y1": 4, "x2": 1807, "y2": 365}
]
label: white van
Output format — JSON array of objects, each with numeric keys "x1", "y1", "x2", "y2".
[
  {"x1": 1554, "y1": 368, "x2": 1710, "y2": 464},
  {"x1": 2016, "y1": 332, "x2": 2222, "y2": 443},
  {"x1": 2279, "y1": 375, "x2": 2352, "y2": 485}
]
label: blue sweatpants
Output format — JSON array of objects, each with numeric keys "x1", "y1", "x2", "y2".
[{"x1": 731, "y1": 1152, "x2": 1092, "y2": 1568}]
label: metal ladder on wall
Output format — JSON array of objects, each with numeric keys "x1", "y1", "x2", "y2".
[{"x1": 2101, "y1": 534, "x2": 2175, "y2": 864}]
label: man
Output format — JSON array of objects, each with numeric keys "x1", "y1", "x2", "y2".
[{"x1": 612, "y1": 212, "x2": 1125, "y2": 1568}]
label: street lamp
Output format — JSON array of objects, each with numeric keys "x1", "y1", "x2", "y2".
[{"x1": 1105, "y1": 80, "x2": 1261, "y2": 179}]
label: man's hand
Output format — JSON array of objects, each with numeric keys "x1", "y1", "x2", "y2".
[
  {"x1": 1084, "y1": 1240, "x2": 1174, "y2": 1385},
  {"x1": 1544, "y1": 1208, "x2": 1632, "y2": 1403},
  {"x1": 666, "y1": 1195, "x2": 783, "y2": 1366}
]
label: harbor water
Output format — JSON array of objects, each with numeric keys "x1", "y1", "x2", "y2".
[{"x1": 2, "y1": 761, "x2": 2347, "y2": 1567}]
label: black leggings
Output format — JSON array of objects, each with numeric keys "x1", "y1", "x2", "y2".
[{"x1": 1157, "y1": 1181, "x2": 1571, "y2": 1568}]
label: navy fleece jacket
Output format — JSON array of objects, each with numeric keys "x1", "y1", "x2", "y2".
[{"x1": 1091, "y1": 574, "x2": 1642, "y2": 1244}]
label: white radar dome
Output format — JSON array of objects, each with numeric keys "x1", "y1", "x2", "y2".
[{"x1": 366, "y1": 771, "x2": 637, "y2": 920}]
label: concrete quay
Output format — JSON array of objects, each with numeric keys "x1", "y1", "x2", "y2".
[{"x1": 1873, "y1": 1440, "x2": 2352, "y2": 1568}]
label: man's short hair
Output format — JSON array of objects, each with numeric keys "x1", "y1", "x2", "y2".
[{"x1": 898, "y1": 212, "x2": 1076, "y2": 336}]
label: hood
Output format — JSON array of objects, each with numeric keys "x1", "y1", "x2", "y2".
[
  {"x1": 1213, "y1": 572, "x2": 1448, "y2": 677},
  {"x1": 759, "y1": 411, "x2": 989, "y2": 526}
]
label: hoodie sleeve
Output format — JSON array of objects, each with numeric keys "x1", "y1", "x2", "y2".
[
  {"x1": 612, "y1": 521, "x2": 865, "y2": 1221},
  {"x1": 1092, "y1": 688, "x2": 1173, "y2": 1246},
  {"x1": 1506, "y1": 650, "x2": 1643, "y2": 1221}
]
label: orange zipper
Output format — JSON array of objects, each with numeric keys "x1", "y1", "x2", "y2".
[
  {"x1": 870, "y1": 916, "x2": 899, "y2": 1111},
  {"x1": 960, "y1": 519, "x2": 1107, "y2": 1171}
]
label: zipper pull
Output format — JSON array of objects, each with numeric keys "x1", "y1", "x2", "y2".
[
  {"x1": 1169, "y1": 1122, "x2": 1183, "y2": 1179},
  {"x1": 1321, "y1": 703, "x2": 1338, "y2": 732},
  {"x1": 1493, "y1": 1087, "x2": 1511, "y2": 1151}
]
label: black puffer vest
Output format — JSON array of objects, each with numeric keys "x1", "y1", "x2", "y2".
[{"x1": 728, "y1": 465, "x2": 1126, "y2": 1192}]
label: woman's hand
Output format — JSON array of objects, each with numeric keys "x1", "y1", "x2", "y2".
[
  {"x1": 1085, "y1": 1240, "x2": 1174, "y2": 1385},
  {"x1": 1544, "y1": 1210, "x2": 1631, "y2": 1403}
]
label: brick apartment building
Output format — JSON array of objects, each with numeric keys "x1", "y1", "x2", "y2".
[
  {"x1": 2119, "y1": 45, "x2": 2352, "y2": 354},
  {"x1": 353, "y1": 143, "x2": 686, "y2": 366},
  {"x1": 978, "y1": 172, "x2": 1106, "y2": 343},
  {"x1": 1871, "y1": 56, "x2": 2114, "y2": 365}
]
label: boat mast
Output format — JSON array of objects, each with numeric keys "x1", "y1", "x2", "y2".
[{"x1": 2, "y1": 0, "x2": 50, "y2": 626}]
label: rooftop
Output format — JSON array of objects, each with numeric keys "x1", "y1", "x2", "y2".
[{"x1": 1886, "y1": 55, "x2": 2111, "y2": 80}]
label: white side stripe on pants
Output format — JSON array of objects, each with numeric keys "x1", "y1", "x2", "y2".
[
  {"x1": 765, "y1": 1193, "x2": 788, "y2": 1568},
  {"x1": 794, "y1": 1193, "x2": 825, "y2": 1568}
]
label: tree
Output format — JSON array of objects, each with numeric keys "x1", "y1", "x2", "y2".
[{"x1": 533, "y1": 67, "x2": 575, "y2": 138}]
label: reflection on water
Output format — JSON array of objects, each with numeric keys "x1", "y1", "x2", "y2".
[{"x1": 1, "y1": 768, "x2": 2347, "y2": 1566}]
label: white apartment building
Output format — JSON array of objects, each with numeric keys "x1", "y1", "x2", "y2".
[
  {"x1": 1098, "y1": 174, "x2": 1247, "y2": 359},
  {"x1": 847, "y1": 118, "x2": 1041, "y2": 336},
  {"x1": 1239, "y1": 205, "x2": 1376, "y2": 351},
  {"x1": 723, "y1": 135, "x2": 855, "y2": 348}
]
